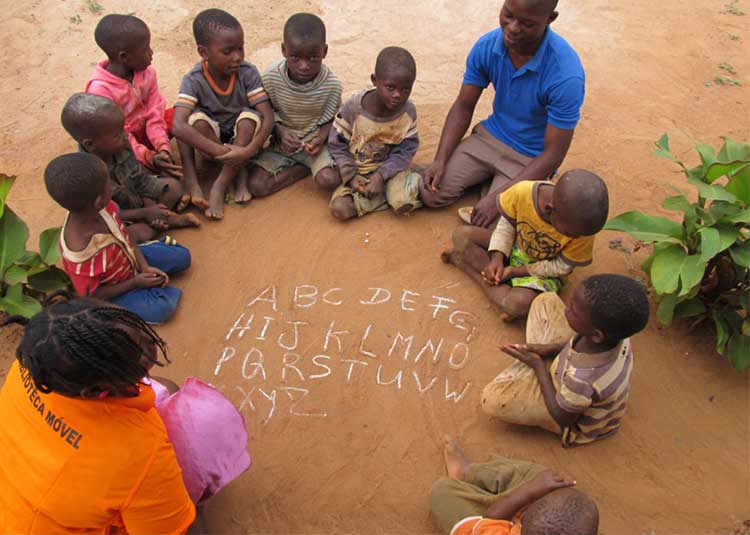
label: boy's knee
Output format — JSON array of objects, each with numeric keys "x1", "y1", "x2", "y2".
[
  {"x1": 314, "y1": 168, "x2": 341, "y2": 190},
  {"x1": 419, "y1": 181, "x2": 450, "y2": 208},
  {"x1": 247, "y1": 172, "x2": 273, "y2": 198},
  {"x1": 504, "y1": 291, "x2": 537, "y2": 318},
  {"x1": 330, "y1": 197, "x2": 357, "y2": 221},
  {"x1": 173, "y1": 244, "x2": 192, "y2": 271},
  {"x1": 451, "y1": 225, "x2": 474, "y2": 252}
]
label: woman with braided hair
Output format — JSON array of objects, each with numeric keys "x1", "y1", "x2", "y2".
[{"x1": 0, "y1": 298, "x2": 251, "y2": 534}]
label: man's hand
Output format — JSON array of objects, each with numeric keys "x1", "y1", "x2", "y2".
[
  {"x1": 304, "y1": 133, "x2": 325, "y2": 156},
  {"x1": 481, "y1": 252, "x2": 505, "y2": 286},
  {"x1": 142, "y1": 266, "x2": 169, "y2": 286},
  {"x1": 364, "y1": 173, "x2": 384, "y2": 199},
  {"x1": 350, "y1": 175, "x2": 369, "y2": 195},
  {"x1": 500, "y1": 344, "x2": 545, "y2": 372},
  {"x1": 527, "y1": 469, "x2": 576, "y2": 498},
  {"x1": 276, "y1": 124, "x2": 303, "y2": 154},
  {"x1": 153, "y1": 151, "x2": 183, "y2": 178},
  {"x1": 215, "y1": 144, "x2": 252, "y2": 167},
  {"x1": 422, "y1": 159, "x2": 446, "y2": 193}
]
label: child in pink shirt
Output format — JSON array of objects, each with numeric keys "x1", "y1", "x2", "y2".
[{"x1": 86, "y1": 14, "x2": 181, "y2": 178}]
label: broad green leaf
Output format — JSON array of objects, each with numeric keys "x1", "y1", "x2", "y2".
[
  {"x1": 741, "y1": 292, "x2": 750, "y2": 313},
  {"x1": 702, "y1": 138, "x2": 750, "y2": 183},
  {"x1": 651, "y1": 244, "x2": 687, "y2": 294},
  {"x1": 14, "y1": 251, "x2": 42, "y2": 268},
  {"x1": 0, "y1": 284, "x2": 42, "y2": 318},
  {"x1": 38, "y1": 227, "x2": 62, "y2": 265},
  {"x1": 727, "y1": 334, "x2": 750, "y2": 371},
  {"x1": 604, "y1": 212, "x2": 684, "y2": 244},
  {"x1": 708, "y1": 201, "x2": 742, "y2": 223},
  {"x1": 27, "y1": 267, "x2": 70, "y2": 293},
  {"x1": 695, "y1": 144, "x2": 716, "y2": 170},
  {"x1": 729, "y1": 242, "x2": 750, "y2": 268},
  {"x1": 713, "y1": 310, "x2": 731, "y2": 354},
  {"x1": 697, "y1": 228, "x2": 720, "y2": 262},
  {"x1": 0, "y1": 206, "x2": 29, "y2": 279},
  {"x1": 716, "y1": 137, "x2": 750, "y2": 165},
  {"x1": 662, "y1": 194, "x2": 692, "y2": 212},
  {"x1": 688, "y1": 176, "x2": 738, "y2": 202},
  {"x1": 641, "y1": 255, "x2": 654, "y2": 276},
  {"x1": 674, "y1": 299, "x2": 706, "y2": 319},
  {"x1": 0, "y1": 174, "x2": 14, "y2": 219},
  {"x1": 726, "y1": 166, "x2": 750, "y2": 205},
  {"x1": 679, "y1": 255, "x2": 707, "y2": 296},
  {"x1": 3, "y1": 264, "x2": 29, "y2": 285},
  {"x1": 725, "y1": 207, "x2": 750, "y2": 224},
  {"x1": 657, "y1": 294, "x2": 678, "y2": 325},
  {"x1": 714, "y1": 224, "x2": 741, "y2": 251},
  {"x1": 706, "y1": 162, "x2": 750, "y2": 183},
  {"x1": 654, "y1": 134, "x2": 677, "y2": 161},
  {"x1": 743, "y1": 318, "x2": 750, "y2": 337}
]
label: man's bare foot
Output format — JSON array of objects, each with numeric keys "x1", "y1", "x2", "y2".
[
  {"x1": 234, "y1": 170, "x2": 252, "y2": 203},
  {"x1": 441, "y1": 247, "x2": 462, "y2": 266},
  {"x1": 175, "y1": 193, "x2": 191, "y2": 212},
  {"x1": 187, "y1": 183, "x2": 209, "y2": 210},
  {"x1": 167, "y1": 213, "x2": 201, "y2": 229},
  {"x1": 205, "y1": 182, "x2": 226, "y2": 220},
  {"x1": 443, "y1": 435, "x2": 470, "y2": 481}
]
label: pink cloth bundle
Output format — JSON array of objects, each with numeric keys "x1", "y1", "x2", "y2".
[{"x1": 152, "y1": 378, "x2": 251, "y2": 504}]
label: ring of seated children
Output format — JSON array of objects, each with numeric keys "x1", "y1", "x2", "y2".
[{"x1": 1, "y1": 4, "x2": 652, "y2": 535}]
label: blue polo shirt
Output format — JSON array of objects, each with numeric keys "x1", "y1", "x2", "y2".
[{"x1": 463, "y1": 28, "x2": 585, "y2": 158}]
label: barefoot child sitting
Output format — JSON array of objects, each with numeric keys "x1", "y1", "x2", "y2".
[
  {"x1": 328, "y1": 47, "x2": 423, "y2": 220},
  {"x1": 173, "y1": 8, "x2": 274, "y2": 219},
  {"x1": 86, "y1": 14, "x2": 182, "y2": 178},
  {"x1": 483, "y1": 275, "x2": 650, "y2": 448},
  {"x1": 44, "y1": 153, "x2": 191, "y2": 324},
  {"x1": 248, "y1": 13, "x2": 342, "y2": 197},
  {"x1": 442, "y1": 170, "x2": 609, "y2": 321},
  {"x1": 62, "y1": 93, "x2": 198, "y2": 244},
  {"x1": 431, "y1": 437, "x2": 599, "y2": 534}
]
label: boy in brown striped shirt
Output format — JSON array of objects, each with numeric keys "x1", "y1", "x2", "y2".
[{"x1": 482, "y1": 274, "x2": 650, "y2": 447}]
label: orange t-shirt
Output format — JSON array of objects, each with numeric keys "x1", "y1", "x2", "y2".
[
  {"x1": 451, "y1": 515, "x2": 522, "y2": 535},
  {"x1": 0, "y1": 361, "x2": 195, "y2": 534}
]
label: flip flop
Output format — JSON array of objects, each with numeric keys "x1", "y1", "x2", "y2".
[{"x1": 458, "y1": 206, "x2": 473, "y2": 224}]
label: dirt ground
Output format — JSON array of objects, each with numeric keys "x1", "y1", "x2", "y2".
[{"x1": 1, "y1": 0, "x2": 749, "y2": 533}]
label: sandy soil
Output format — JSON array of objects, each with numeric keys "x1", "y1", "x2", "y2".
[{"x1": 1, "y1": 0, "x2": 749, "y2": 533}]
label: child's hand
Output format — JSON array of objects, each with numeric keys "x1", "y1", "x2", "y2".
[
  {"x1": 350, "y1": 175, "x2": 369, "y2": 195},
  {"x1": 303, "y1": 134, "x2": 325, "y2": 157},
  {"x1": 500, "y1": 344, "x2": 545, "y2": 371},
  {"x1": 482, "y1": 253, "x2": 505, "y2": 286},
  {"x1": 143, "y1": 203, "x2": 174, "y2": 222},
  {"x1": 500, "y1": 266, "x2": 516, "y2": 283},
  {"x1": 142, "y1": 266, "x2": 169, "y2": 287},
  {"x1": 527, "y1": 469, "x2": 576, "y2": 498},
  {"x1": 149, "y1": 218, "x2": 169, "y2": 231},
  {"x1": 276, "y1": 125, "x2": 303, "y2": 154},
  {"x1": 516, "y1": 343, "x2": 562, "y2": 359},
  {"x1": 133, "y1": 271, "x2": 166, "y2": 289},
  {"x1": 216, "y1": 144, "x2": 251, "y2": 167},
  {"x1": 153, "y1": 151, "x2": 183, "y2": 178},
  {"x1": 364, "y1": 173, "x2": 384, "y2": 199}
]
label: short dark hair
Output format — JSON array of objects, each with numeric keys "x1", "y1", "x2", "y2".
[
  {"x1": 375, "y1": 46, "x2": 417, "y2": 79},
  {"x1": 61, "y1": 92, "x2": 121, "y2": 142},
  {"x1": 523, "y1": 489, "x2": 599, "y2": 535},
  {"x1": 192, "y1": 8, "x2": 241, "y2": 46},
  {"x1": 2, "y1": 298, "x2": 168, "y2": 398},
  {"x1": 556, "y1": 169, "x2": 609, "y2": 235},
  {"x1": 44, "y1": 153, "x2": 108, "y2": 212},
  {"x1": 94, "y1": 14, "x2": 149, "y2": 59},
  {"x1": 583, "y1": 274, "x2": 650, "y2": 340},
  {"x1": 283, "y1": 12, "x2": 326, "y2": 45}
]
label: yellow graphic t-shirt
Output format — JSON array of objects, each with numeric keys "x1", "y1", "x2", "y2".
[{"x1": 497, "y1": 181, "x2": 594, "y2": 266}]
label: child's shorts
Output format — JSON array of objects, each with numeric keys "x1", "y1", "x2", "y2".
[
  {"x1": 188, "y1": 109, "x2": 261, "y2": 144},
  {"x1": 508, "y1": 246, "x2": 563, "y2": 293},
  {"x1": 254, "y1": 143, "x2": 335, "y2": 178},
  {"x1": 330, "y1": 169, "x2": 422, "y2": 217}
]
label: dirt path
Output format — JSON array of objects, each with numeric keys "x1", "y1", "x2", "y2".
[{"x1": 1, "y1": 1, "x2": 749, "y2": 533}]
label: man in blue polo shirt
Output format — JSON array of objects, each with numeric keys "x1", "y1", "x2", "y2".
[{"x1": 420, "y1": 0, "x2": 585, "y2": 227}]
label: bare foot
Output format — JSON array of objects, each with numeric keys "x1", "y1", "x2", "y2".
[
  {"x1": 440, "y1": 247, "x2": 462, "y2": 265},
  {"x1": 175, "y1": 193, "x2": 191, "y2": 213},
  {"x1": 187, "y1": 183, "x2": 209, "y2": 210},
  {"x1": 443, "y1": 435, "x2": 469, "y2": 481},
  {"x1": 234, "y1": 170, "x2": 252, "y2": 204},
  {"x1": 167, "y1": 213, "x2": 201, "y2": 229},
  {"x1": 205, "y1": 182, "x2": 226, "y2": 220}
]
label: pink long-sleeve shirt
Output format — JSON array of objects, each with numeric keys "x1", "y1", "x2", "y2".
[{"x1": 86, "y1": 60, "x2": 171, "y2": 166}]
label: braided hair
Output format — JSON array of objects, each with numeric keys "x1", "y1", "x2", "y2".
[{"x1": 1, "y1": 298, "x2": 169, "y2": 398}]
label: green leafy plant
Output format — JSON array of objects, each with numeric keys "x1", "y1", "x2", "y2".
[
  {"x1": 0, "y1": 174, "x2": 71, "y2": 317},
  {"x1": 605, "y1": 136, "x2": 750, "y2": 370}
]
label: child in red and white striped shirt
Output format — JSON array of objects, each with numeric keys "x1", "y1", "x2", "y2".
[{"x1": 44, "y1": 152, "x2": 191, "y2": 324}]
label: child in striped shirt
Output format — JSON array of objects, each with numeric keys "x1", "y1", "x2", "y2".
[
  {"x1": 45, "y1": 153, "x2": 191, "y2": 325},
  {"x1": 483, "y1": 274, "x2": 650, "y2": 447},
  {"x1": 173, "y1": 9, "x2": 274, "y2": 220},
  {"x1": 248, "y1": 13, "x2": 343, "y2": 197}
]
